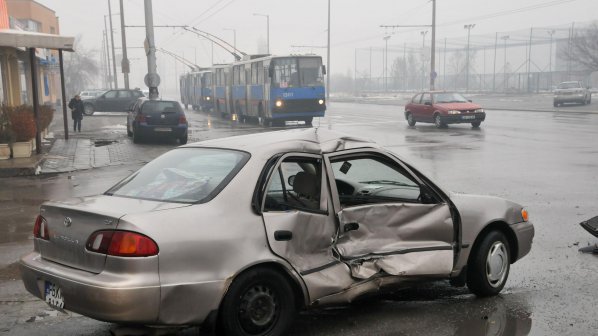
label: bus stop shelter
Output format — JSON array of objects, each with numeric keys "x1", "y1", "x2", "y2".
[{"x1": 0, "y1": 29, "x2": 75, "y2": 153}]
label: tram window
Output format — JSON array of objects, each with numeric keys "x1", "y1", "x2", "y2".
[
  {"x1": 258, "y1": 62, "x2": 264, "y2": 84},
  {"x1": 273, "y1": 58, "x2": 298, "y2": 88},
  {"x1": 251, "y1": 63, "x2": 259, "y2": 84},
  {"x1": 298, "y1": 58, "x2": 323, "y2": 87}
]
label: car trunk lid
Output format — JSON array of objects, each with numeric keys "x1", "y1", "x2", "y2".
[{"x1": 37, "y1": 195, "x2": 189, "y2": 274}]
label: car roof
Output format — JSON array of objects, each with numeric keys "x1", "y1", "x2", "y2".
[{"x1": 183, "y1": 128, "x2": 379, "y2": 156}]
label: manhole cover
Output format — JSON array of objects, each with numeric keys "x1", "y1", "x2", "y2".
[{"x1": 94, "y1": 140, "x2": 117, "y2": 147}]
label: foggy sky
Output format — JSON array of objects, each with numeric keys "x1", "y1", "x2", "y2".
[{"x1": 35, "y1": 0, "x2": 598, "y2": 93}]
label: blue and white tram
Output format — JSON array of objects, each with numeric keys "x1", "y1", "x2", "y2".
[{"x1": 231, "y1": 55, "x2": 326, "y2": 125}]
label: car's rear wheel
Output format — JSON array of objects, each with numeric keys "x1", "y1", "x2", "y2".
[
  {"x1": 132, "y1": 129, "x2": 142, "y2": 144},
  {"x1": 179, "y1": 134, "x2": 188, "y2": 145},
  {"x1": 434, "y1": 114, "x2": 445, "y2": 128},
  {"x1": 406, "y1": 113, "x2": 416, "y2": 126},
  {"x1": 471, "y1": 121, "x2": 481, "y2": 128},
  {"x1": 218, "y1": 268, "x2": 296, "y2": 336},
  {"x1": 127, "y1": 127, "x2": 132, "y2": 137},
  {"x1": 467, "y1": 230, "x2": 510, "y2": 297},
  {"x1": 83, "y1": 104, "x2": 94, "y2": 116},
  {"x1": 553, "y1": 101, "x2": 558, "y2": 107}
]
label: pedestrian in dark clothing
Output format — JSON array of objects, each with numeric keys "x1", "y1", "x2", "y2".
[{"x1": 68, "y1": 94, "x2": 84, "y2": 132}]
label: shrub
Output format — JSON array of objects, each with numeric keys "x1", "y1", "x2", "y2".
[
  {"x1": 4, "y1": 105, "x2": 37, "y2": 142},
  {"x1": 39, "y1": 105, "x2": 55, "y2": 131},
  {"x1": 0, "y1": 109, "x2": 15, "y2": 143}
]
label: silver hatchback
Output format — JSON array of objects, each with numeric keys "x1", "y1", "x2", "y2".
[{"x1": 20, "y1": 128, "x2": 534, "y2": 335}]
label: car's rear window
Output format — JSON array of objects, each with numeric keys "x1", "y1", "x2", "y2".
[
  {"x1": 141, "y1": 101, "x2": 182, "y2": 114},
  {"x1": 105, "y1": 148, "x2": 250, "y2": 203},
  {"x1": 557, "y1": 82, "x2": 581, "y2": 89}
]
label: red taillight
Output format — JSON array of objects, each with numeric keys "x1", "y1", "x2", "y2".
[
  {"x1": 33, "y1": 215, "x2": 50, "y2": 240},
  {"x1": 135, "y1": 113, "x2": 146, "y2": 123},
  {"x1": 178, "y1": 115, "x2": 187, "y2": 124},
  {"x1": 86, "y1": 230, "x2": 158, "y2": 257}
]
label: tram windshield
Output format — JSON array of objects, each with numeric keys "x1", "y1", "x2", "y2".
[{"x1": 272, "y1": 57, "x2": 323, "y2": 88}]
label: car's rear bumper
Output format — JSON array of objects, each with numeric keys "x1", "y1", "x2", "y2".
[
  {"x1": 440, "y1": 113, "x2": 485, "y2": 124},
  {"x1": 20, "y1": 251, "x2": 226, "y2": 325},
  {"x1": 20, "y1": 251, "x2": 161, "y2": 324},
  {"x1": 136, "y1": 125, "x2": 188, "y2": 138}
]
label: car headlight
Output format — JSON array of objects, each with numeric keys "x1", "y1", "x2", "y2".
[
  {"x1": 275, "y1": 100, "x2": 283, "y2": 107},
  {"x1": 206, "y1": 96, "x2": 210, "y2": 101},
  {"x1": 521, "y1": 208, "x2": 529, "y2": 222},
  {"x1": 318, "y1": 99, "x2": 325, "y2": 105},
  {"x1": 448, "y1": 110, "x2": 461, "y2": 115},
  {"x1": 475, "y1": 108, "x2": 485, "y2": 113}
]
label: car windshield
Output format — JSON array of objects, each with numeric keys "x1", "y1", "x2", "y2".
[
  {"x1": 557, "y1": 82, "x2": 581, "y2": 89},
  {"x1": 141, "y1": 101, "x2": 181, "y2": 114},
  {"x1": 433, "y1": 93, "x2": 469, "y2": 103},
  {"x1": 105, "y1": 148, "x2": 250, "y2": 203}
]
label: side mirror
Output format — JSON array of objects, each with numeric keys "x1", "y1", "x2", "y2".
[
  {"x1": 322, "y1": 65, "x2": 327, "y2": 75},
  {"x1": 288, "y1": 175, "x2": 295, "y2": 186}
]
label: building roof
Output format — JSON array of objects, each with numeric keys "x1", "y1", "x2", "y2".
[{"x1": 0, "y1": 28, "x2": 73, "y2": 51}]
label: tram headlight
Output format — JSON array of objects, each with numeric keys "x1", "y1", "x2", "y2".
[
  {"x1": 275, "y1": 100, "x2": 283, "y2": 108},
  {"x1": 318, "y1": 99, "x2": 325, "y2": 105},
  {"x1": 206, "y1": 96, "x2": 211, "y2": 101}
]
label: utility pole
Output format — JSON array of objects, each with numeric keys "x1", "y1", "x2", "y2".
[
  {"x1": 501, "y1": 35, "x2": 509, "y2": 92},
  {"x1": 430, "y1": 0, "x2": 436, "y2": 90},
  {"x1": 403, "y1": 42, "x2": 407, "y2": 90},
  {"x1": 103, "y1": 16, "x2": 112, "y2": 89},
  {"x1": 464, "y1": 24, "x2": 475, "y2": 93},
  {"x1": 527, "y1": 27, "x2": 533, "y2": 93},
  {"x1": 108, "y1": 0, "x2": 118, "y2": 89},
  {"x1": 443, "y1": 37, "x2": 446, "y2": 90},
  {"x1": 369, "y1": 46, "x2": 372, "y2": 91},
  {"x1": 326, "y1": 0, "x2": 331, "y2": 102},
  {"x1": 384, "y1": 36, "x2": 390, "y2": 92},
  {"x1": 253, "y1": 13, "x2": 270, "y2": 54},
  {"x1": 548, "y1": 30, "x2": 555, "y2": 89},
  {"x1": 422, "y1": 31, "x2": 428, "y2": 88},
  {"x1": 492, "y1": 32, "x2": 497, "y2": 92},
  {"x1": 354, "y1": 48, "x2": 357, "y2": 95},
  {"x1": 144, "y1": 0, "x2": 160, "y2": 99},
  {"x1": 119, "y1": 0, "x2": 129, "y2": 89}
]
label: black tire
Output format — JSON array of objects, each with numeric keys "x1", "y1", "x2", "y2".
[
  {"x1": 132, "y1": 129, "x2": 142, "y2": 144},
  {"x1": 471, "y1": 121, "x2": 481, "y2": 128},
  {"x1": 434, "y1": 114, "x2": 446, "y2": 128},
  {"x1": 83, "y1": 104, "x2": 94, "y2": 116},
  {"x1": 553, "y1": 101, "x2": 558, "y2": 107},
  {"x1": 303, "y1": 117, "x2": 313, "y2": 126},
  {"x1": 588, "y1": 95, "x2": 592, "y2": 104},
  {"x1": 179, "y1": 134, "x2": 188, "y2": 145},
  {"x1": 127, "y1": 126, "x2": 133, "y2": 137},
  {"x1": 406, "y1": 113, "x2": 416, "y2": 126},
  {"x1": 467, "y1": 231, "x2": 511, "y2": 297},
  {"x1": 218, "y1": 268, "x2": 296, "y2": 336}
]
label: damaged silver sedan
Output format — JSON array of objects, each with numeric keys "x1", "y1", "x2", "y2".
[{"x1": 20, "y1": 128, "x2": 534, "y2": 335}]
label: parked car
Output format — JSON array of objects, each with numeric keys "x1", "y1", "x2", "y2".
[
  {"x1": 79, "y1": 90, "x2": 105, "y2": 100},
  {"x1": 20, "y1": 129, "x2": 534, "y2": 336},
  {"x1": 127, "y1": 98, "x2": 188, "y2": 144},
  {"x1": 553, "y1": 81, "x2": 591, "y2": 107},
  {"x1": 404, "y1": 91, "x2": 486, "y2": 128},
  {"x1": 82, "y1": 89, "x2": 145, "y2": 115}
]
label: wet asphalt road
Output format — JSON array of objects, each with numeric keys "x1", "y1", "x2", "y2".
[{"x1": 1, "y1": 101, "x2": 597, "y2": 336}]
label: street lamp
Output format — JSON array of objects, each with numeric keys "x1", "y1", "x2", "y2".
[
  {"x1": 548, "y1": 30, "x2": 556, "y2": 89},
  {"x1": 253, "y1": 13, "x2": 269, "y2": 54},
  {"x1": 501, "y1": 35, "x2": 509, "y2": 92},
  {"x1": 223, "y1": 27, "x2": 237, "y2": 57},
  {"x1": 464, "y1": 24, "x2": 475, "y2": 92},
  {"x1": 383, "y1": 36, "x2": 391, "y2": 92},
  {"x1": 420, "y1": 30, "x2": 428, "y2": 91}
]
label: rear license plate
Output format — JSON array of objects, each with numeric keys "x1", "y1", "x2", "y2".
[
  {"x1": 462, "y1": 115, "x2": 475, "y2": 120},
  {"x1": 45, "y1": 281, "x2": 64, "y2": 309},
  {"x1": 154, "y1": 127, "x2": 172, "y2": 132}
]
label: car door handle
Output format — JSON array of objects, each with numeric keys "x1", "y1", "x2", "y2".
[
  {"x1": 343, "y1": 222, "x2": 359, "y2": 232},
  {"x1": 274, "y1": 230, "x2": 293, "y2": 241}
]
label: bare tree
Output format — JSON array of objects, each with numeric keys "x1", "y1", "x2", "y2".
[
  {"x1": 64, "y1": 38, "x2": 100, "y2": 97},
  {"x1": 561, "y1": 22, "x2": 598, "y2": 71}
]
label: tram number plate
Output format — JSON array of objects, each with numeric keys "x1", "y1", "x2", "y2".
[{"x1": 44, "y1": 281, "x2": 64, "y2": 309}]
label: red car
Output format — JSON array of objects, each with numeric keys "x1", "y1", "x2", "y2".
[{"x1": 404, "y1": 92, "x2": 486, "y2": 128}]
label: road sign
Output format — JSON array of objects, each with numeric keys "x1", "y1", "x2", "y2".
[
  {"x1": 431, "y1": 71, "x2": 438, "y2": 80},
  {"x1": 144, "y1": 73, "x2": 160, "y2": 87}
]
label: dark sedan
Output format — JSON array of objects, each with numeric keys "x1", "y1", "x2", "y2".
[
  {"x1": 127, "y1": 99, "x2": 188, "y2": 144},
  {"x1": 83, "y1": 89, "x2": 145, "y2": 115},
  {"x1": 404, "y1": 92, "x2": 486, "y2": 128}
]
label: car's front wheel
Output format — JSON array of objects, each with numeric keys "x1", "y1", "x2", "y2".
[
  {"x1": 434, "y1": 114, "x2": 446, "y2": 128},
  {"x1": 471, "y1": 121, "x2": 481, "y2": 128},
  {"x1": 83, "y1": 104, "x2": 95, "y2": 116},
  {"x1": 467, "y1": 230, "x2": 511, "y2": 297},
  {"x1": 218, "y1": 268, "x2": 296, "y2": 336},
  {"x1": 179, "y1": 133, "x2": 188, "y2": 145},
  {"x1": 406, "y1": 113, "x2": 416, "y2": 126}
]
